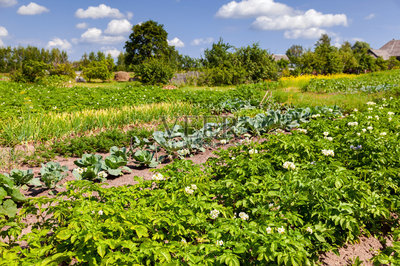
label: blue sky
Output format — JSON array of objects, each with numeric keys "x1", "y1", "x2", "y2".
[{"x1": 0, "y1": 0, "x2": 399, "y2": 61}]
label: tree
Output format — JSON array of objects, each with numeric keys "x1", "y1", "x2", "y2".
[
  {"x1": 313, "y1": 34, "x2": 343, "y2": 74},
  {"x1": 339, "y1": 41, "x2": 358, "y2": 73},
  {"x1": 82, "y1": 60, "x2": 112, "y2": 82},
  {"x1": 286, "y1": 45, "x2": 304, "y2": 73},
  {"x1": 11, "y1": 60, "x2": 50, "y2": 83},
  {"x1": 235, "y1": 43, "x2": 278, "y2": 82},
  {"x1": 387, "y1": 56, "x2": 400, "y2": 70},
  {"x1": 124, "y1": 20, "x2": 170, "y2": 66}
]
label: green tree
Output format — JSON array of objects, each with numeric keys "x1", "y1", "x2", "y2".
[
  {"x1": 387, "y1": 56, "x2": 400, "y2": 70},
  {"x1": 235, "y1": 43, "x2": 278, "y2": 82},
  {"x1": 313, "y1": 34, "x2": 343, "y2": 74},
  {"x1": 11, "y1": 60, "x2": 50, "y2": 83},
  {"x1": 124, "y1": 20, "x2": 170, "y2": 66},
  {"x1": 133, "y1": 57, "x2": 174, "y2": 84},
  {"x1": 82, "y1": 60, "x2": 112, "y2": 82},
  {"x1": 339, "y1": 41, "x2": 358, "y2": 73}
]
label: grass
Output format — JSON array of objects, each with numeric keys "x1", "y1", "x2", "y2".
[
  {"x1": 0, "y1": 102, "x2": 207, "y2": 145},
  {"x1": 271, "y1": 89, "x2": 393, "y2": 111}
]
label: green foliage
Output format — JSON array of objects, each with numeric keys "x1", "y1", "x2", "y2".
[
  {"x1": 236, "y1": 43, "x2": 278, "y2": 82},
  {"x1": 302, "y1": 70, "x2": 400, "y2": 93},
  {"x1": 373, "y1": 229, "x2": 400, "y2": 265},
  {"x1": 4, "y1": 169, "x2": 40, "y2": 187},
  {"x1": 82, "y1": 60, "x2": 112, "y2": 82},
  {"x1": 40, "y1": 162, "x2": 68, "y2": 189},
  {"x1": 201, "y1": 40, "x2": 278, "y2": 85},
  {"x1": 133, "y1": 58, "x2": 174, "y2": 84},
  {"x1": 125, "y1": 20, "x2": 170, "y2": 66},
  {"x1": 0, "y1": 174, "x2": 25, "y2": 218},
  {"x1": 2, "y1": 97, "x2": 400, "y2": 264},
  {"x1": 50, "y1": 63, "x2": 75, "y2": 78},
  {"x1": 10, "y1": 60, "x2": 50, "y2": 83}
]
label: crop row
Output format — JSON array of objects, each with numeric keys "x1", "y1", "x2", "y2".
[
  {"x1": 302, "y1": 69, "x2": 400, "y2": 93},
  {"x1": 0, "y1": 97, "x2": 399, "y2": 264}
]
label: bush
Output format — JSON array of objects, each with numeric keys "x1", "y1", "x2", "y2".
[
  {"x1": 198, "y1": 66, "x2": 247, "y2": 86},
  {"x1": 10, "y1": 60, "x2": 50, "y2": 83},
  {"x1": 50, "y1": 63, "x2": 76, "y2": 79},
  {"x1": 133, "y1": 58, "x2": 174, "y2": 85},
  {"x1": 82, "y1": 60, "x2": 112, "y2": 82}
]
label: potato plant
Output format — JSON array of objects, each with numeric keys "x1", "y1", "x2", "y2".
[{"x1": 0, "y1": 97, "x2": 399, "y2": 264}]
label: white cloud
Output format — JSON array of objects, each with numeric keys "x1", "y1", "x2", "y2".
[
  {"x1": 284, "y1": 28, "x2": 327, "y2": 39},
  {"x1": 126, "y1": 11, "x2": 134, "y2": 20},
  {"x1": 252, "y1": 9, "x2": 347, "y2": 31},
  {"x1": 168, "y1": 37, "x2": 185, "y2": 48},
  {"x1": 75, "y1": 4, "x2": 124, "y2": 19},
  {"x1": 76, "y1": 22, "x2": 89, "y2": 29},
  {"x1": 17, "y1": 2, "x2": 49, "y2": 15},
  {"x1": 216, "y1": 0, "x2": 292, "y2": 19},
  {"x1": 0, "y1": 26, "x2": 8, "y2": 37},
  {"x1": 104, "y1": 19, "x2": 132, "y2": 35},
  {"x1": 102, "y1": 48, "x2": 121, "y2": 58},
  {"x1": 0, "y1": 26, "x2": 8, "y2": 47},
  {"x1": 47, "y1": 38, "x2": 72, "y2": 50},
  {"x1": 80, "y1": 27, "x2": 125, "y2": 44},
  {"x1": 216, "y1": 0, "x2": 348, "y2": 40},
  {"x1": 0, "y1": 0, "x2": 17, "y2": 7},
  {"x1": 365, "y1": 13, "x2": 375, "y2": 20},
  {"x1": 191, "y1": 37, "x2": 214, "y2": 46}
]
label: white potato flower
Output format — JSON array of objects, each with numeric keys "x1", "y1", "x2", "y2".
[
  {"x1": 347, "y1": 122, "x2": 358, "y2": 126},
  {"x1": 266, "y1": 227, "x2": 272, "y2": 234},
  {"x1": 297, "y1": 128, "x2": 307, "y2": 134},
  {"x1": 283, "y1": 161, "x2": 296, "y2": 170},
  {"x1": 210, "y1": 209, "x2": 220, "y2": 219},
  {"x1": 249, "y1": 149, "x2": 258, "y2": 155},
  {"x1": 322, "y1": 149, "x2": 335, "y2": 157},
  {"x1": 239, "y1": 212, "x2": 249, "y2": 221},
  {"x1": 216, "y1": 240, "x2": 224, "y2": 246},
  {"x1": 306, "y1": 227, "x2": 313, "y2": 234},
  {"x1": 185, "y1": 186, "x2": 194, "y2": 194},
  {"x1": 380, "y1": 132, "x2": 387, "y2": 136},
  {"x1": 277, "y1": 227, "x2": 285, "y2": 234},
  {"x1": 152, "y1": 173, "x2": 165, "y2": 181},
  {"x1": 323, "y1": 132, "x2": 329, "y2": 136}
]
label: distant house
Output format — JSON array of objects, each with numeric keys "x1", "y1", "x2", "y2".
[
  {"x1": 272, "y1": 54, "x2": 289, "y2": 61},
  {"x1": 369, "y1": 39, "x2": 400, "y2": 60}
]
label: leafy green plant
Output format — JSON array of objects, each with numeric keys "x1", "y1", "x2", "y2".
[
  {"x1": 40, "y1": 162, "x2": 68, "y2": 189},
  {"x1": 0, "y1": 174, "x2": 26, "y2": 218},
  {"x1": 132, "y1": 149, "x2": 159, "y2": 168},
  {"x1": 4, "y1": 169, "x2": 40, "y2": 187}
]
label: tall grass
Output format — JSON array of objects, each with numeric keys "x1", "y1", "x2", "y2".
[
  {"x1": 277, "y1": 73, "x2": 359, "y2": 89},
  {"x1": 0, "y1": 102, "x2": 204, "y2": 145}
]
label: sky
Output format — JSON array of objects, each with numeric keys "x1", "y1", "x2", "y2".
[{"x1": 0, "y1": 0, "x2": 400, "y2": 61}]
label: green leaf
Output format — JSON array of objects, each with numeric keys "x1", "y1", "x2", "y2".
[
  {"x1": 157, "y1": 248, "x2": 171, "y2": 262},
  {"x1": 0, "y1": 199, "x2": 18, "y2": 217},
  {"x1": 97, "y1": 244, "x2": 107, "y2": 258},
  {"x1": 133, "y1": 225, "x2": 148, "y2": 239},
  {"x1": 56, "y1": 230, "x2": 72, "y2": 240}
]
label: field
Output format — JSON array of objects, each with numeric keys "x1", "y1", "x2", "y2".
[{"x1": 0, "y1": 70, "x2": 400, "y2": 265}]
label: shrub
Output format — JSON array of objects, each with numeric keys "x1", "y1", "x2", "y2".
[
  {"x1": 82, "y1": 60, "x2": 112, "y2": 82},
  {"x1": 10, "y1": 60, "x2": 50, "y2": 83},
  {"x1": 133, "y1": 58, "x2": 174, "y2": 85}
]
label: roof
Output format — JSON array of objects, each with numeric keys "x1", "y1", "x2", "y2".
[
  {"x1": 272, "y1": 54, "x2": 289, "y2": 61},
  {"x1": 369, "y1": 49, "x2": 391, "y2": 60},
  {"x1": 369, "y1": 39, "x2": 400, "y2": 60}
]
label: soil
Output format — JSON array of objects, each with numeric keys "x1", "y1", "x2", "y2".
[
  {"x1": 320, "y1": 235, "x2": 393, "y2": 265},
  {"x1": 3, "y1": 134, "x2": 396, "y2": 265}
]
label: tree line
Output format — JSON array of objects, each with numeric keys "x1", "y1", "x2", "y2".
[{"x1": 0, "y1": 20, "x2": 399, "y2": 84}]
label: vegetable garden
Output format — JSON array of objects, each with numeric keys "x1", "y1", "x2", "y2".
[{"x1": 0, "y1": 70, "x2": 399, "y2": 265}]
